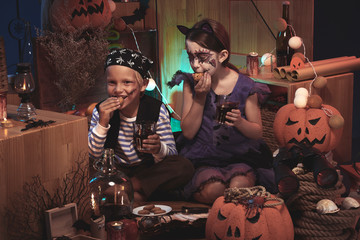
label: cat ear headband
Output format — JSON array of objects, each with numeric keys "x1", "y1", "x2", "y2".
[
  {"x1": 176, "y1": 22, "x2": 225, "y2": 49},
  {"x1": 177, "y1": 22, "x2": 214, "y2": 36}
]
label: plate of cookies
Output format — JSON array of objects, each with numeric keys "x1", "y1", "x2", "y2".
[{"x1": 133, "y1": 204, "x2": 172, "y2": 216}]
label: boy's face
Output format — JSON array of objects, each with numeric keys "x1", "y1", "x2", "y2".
[{"x1": 106, "y1": 65, "x2": 147, "y2": 115}]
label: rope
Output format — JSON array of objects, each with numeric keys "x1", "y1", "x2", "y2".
[
  {"x1": 284, "y1": 172, "x2": 360, "y2": 240},
  {"x1": 224, "y1": 186, "x2": 284, "y2": 207}
]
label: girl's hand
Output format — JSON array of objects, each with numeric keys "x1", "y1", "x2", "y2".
[
  {"x1": 98, "y1": 97, "x2": 122, "y2": 127},
  {"x1": 194, "y1": 72, "x2": 211, "y2": 96},
  {"x1": 225, "y1": 109, "x2": 243, "y2": 127},
  {"x1": 139, "y1": 134, "x2": 161, "y2": 154}
]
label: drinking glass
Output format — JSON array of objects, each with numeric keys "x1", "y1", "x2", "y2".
[
  {"x1": 215, "y1": 95, "x2": 240, "y2": 124},
  {"x1": 134, "y1": 121, "x2": 156, "y2": 150}
]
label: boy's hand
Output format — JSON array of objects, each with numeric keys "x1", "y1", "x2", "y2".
[
  {"x1": 139, "y1": 134, "x2": 161, "y2": 154},
  {"x1": 98, "y1": 97, "x2": 122, "y2": 127}
]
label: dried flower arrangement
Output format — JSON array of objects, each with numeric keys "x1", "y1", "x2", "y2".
[
  {"x1": 36, "y1": 28, "x2": 109, "y2": 111},
  {"x1": 4, "y1": 153, "x2": 91, "y2": 240}
]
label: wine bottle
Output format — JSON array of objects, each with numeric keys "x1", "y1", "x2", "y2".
[{"x1": 276, "y1": 1, "x2": 295, "y2": 67}]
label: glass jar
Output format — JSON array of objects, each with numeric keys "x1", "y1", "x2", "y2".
[
  {"x1": 90, "y1": 149, "x2": 134, "y2": 222},
  {"x1": 13, "y1": 62, "x2": 36, "y2": 120}
]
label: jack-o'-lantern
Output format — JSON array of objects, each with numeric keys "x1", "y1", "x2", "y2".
[
  {"x1": 273, "y1": 103, "x2": 343, "y2": 153},
  {"x1": 50, "y1": 0, "x2": 113, "y2": 32},
  {"x1": 206, "y1": 187, "x2": 294, "y2": 240},
  {"x1": 290, "y1": 56, "x2": 305, "y2": 71}
]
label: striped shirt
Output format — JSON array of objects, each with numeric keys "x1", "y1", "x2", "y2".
[{"x1": 88, "y1": 104, "x2": 177, "y2": 165}]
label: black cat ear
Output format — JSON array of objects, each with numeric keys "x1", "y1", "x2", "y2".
[
  {"x1": 200, "y1": 22, "x2": 214, "y2": 34},
  {"x1": 177, "y1": 25, "x2": 190, "y2": 35}
]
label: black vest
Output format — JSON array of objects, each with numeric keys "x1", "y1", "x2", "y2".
[{"x1": 95, "y1": 94, "x2": 164, "y2": 150}]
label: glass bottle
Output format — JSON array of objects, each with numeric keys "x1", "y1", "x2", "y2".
[
  {"x1": 13, "y1": 62, "x2": 36, "y2": 120},
  {"x1": 276, "y1": 1, "x2": 295, "y2": 67},
  {"x1": 90, "y1": 149, "x2": 134, "y2": 223}
]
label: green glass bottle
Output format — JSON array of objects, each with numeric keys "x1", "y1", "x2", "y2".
[{"x1": 276, "y1": 1, "x2": 295, "y2": 67}]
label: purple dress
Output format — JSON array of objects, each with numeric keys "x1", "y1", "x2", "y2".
[{"x1": 174, "y1": 73, "x2": 276, "y2": 198}]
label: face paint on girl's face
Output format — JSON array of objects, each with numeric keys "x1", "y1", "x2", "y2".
[
  {"x1": 185, "y1": 40, "x2": 220, "y2": 75},
  {"x1": 187, "y1": 50, "x2": 212, "y2": 65}
]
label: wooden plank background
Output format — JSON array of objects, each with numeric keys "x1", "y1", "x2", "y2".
[{"x1": 155, "y1": 0, "x2": 314, "y2": 115}]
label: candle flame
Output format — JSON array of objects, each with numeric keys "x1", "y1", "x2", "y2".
[
  {"x1": 22, "y1": 82, "x2": 27, "y2": 91},
  {"x1": 4, "y1": 118, "x2": 7, "y2": 121}
]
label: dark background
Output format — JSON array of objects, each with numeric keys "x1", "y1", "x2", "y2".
[{"x1": 0, "y1": 1, "x2": 359, "y2": 161}]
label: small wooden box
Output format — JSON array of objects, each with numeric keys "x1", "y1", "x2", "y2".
[{"x1": 45, "y1": 203, "x2": 99, "y2": 240}]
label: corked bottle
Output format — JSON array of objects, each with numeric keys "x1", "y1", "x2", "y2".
[{"x1": 276, "y1": 1, "x2": 295, "y2": 67}]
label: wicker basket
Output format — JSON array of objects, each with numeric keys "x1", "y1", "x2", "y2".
[
  {"x1": 0, "y1": 36, "x2": 8, "y2": 92},
  {"x1": 261, "y1": 106, "x2": 278, "y2": 153},
  {"x1": 261, "y1": 95, "x2": 287, "y2": 154}
]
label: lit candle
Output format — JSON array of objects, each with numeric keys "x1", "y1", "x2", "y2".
[{"x1": 1, "y1": 118, "x2": 14, "y2": 128}]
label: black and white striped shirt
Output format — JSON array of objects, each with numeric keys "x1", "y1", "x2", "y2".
[{"x1": 88, "y1": 104, "x2": 177, "y2": 164}]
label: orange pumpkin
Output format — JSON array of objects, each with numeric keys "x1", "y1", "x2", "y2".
[
  {"x1": 273, "y1": 103, "x2": 343, "y2": 153},
  {"x1": 50, "y1": 0, "x2": 112, "y2": 32},
  {"x1": 290, "y1": 56, "x2": 305, "y2": 71},
  {"x1": 206, "y1": 188, "x2": 294, "y2": 240}
]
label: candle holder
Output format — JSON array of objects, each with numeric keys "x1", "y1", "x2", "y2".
[{"x1": 13, "y1": 63, "x2": 36, "y2": 121}]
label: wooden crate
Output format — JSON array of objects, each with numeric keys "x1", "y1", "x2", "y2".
[{"x1": 0, "y1": 105, "x2": 88, "y2": 239}]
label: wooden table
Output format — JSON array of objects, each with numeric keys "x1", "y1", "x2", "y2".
[
  {"x1": 136, "y1": 201, "x2": 209, "y2": 240},
  {"x1": 0, "y1": 105, "x2": 88, "y2": 239}
]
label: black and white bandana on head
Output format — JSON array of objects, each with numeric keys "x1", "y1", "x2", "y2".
[{"x1": 105, "y1": 48, "x2": 153, "y2": 79}]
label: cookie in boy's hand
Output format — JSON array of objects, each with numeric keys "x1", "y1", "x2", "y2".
[
  {"x1": 192, "y1": 72, "x2": 204, "y2": 81},
  {"x1": 118, "y1": 97, "x2": 124, "y2": 104}
]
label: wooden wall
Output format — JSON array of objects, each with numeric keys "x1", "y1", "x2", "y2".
[{"x1": 153, "y1": 0, "x2": 314, "y2": 115}]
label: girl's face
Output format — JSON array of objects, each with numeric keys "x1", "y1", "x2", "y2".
[
  {"x1": 185, "y1": 40, "x2": 221, "y2": 76},
  {"x1": 106, "y1": 65, "x2": 147, "y2": 116}
]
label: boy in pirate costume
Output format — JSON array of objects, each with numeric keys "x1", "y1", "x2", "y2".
[{"x1": 88, "y1": 48, "x2": 194, "y2": 203}]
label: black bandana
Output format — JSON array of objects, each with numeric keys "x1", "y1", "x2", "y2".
[{"x1": 105, "y1": 48, "x2": 153, "y2": 79}]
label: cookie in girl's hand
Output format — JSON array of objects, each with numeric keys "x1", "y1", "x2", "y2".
[{"x1": 192, "y1": 72, "x2": 204, "y2": 81}]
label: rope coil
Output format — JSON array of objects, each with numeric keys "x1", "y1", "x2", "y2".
[
  {"x1": 224, "y1": 186, "x2": 284, "y2": 207},
  {"x1": 285, "y1": 172, "x2": 359, "y2": 240}
]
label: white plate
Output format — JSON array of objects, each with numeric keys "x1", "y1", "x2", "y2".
[{"x1": 133, "y1": 204, "x2": 172, "y2": 217}]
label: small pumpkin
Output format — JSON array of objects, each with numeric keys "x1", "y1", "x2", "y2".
[
  {"x1": 206, "y1": 187, "x2": 294, "y2": 240},
  {"x1": 273, "y1": 103, "x2": 343, "y2": 153},
  {"x1": 50, "y1": 0, "x2": 113, "y2": 32},
  {"x1": 290, "y1": 56, "x2": 305, "y2": 71}
]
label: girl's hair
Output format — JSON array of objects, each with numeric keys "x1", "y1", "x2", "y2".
[{"x1": 187, "y1": 18, "x2": 239, "y2": 72}]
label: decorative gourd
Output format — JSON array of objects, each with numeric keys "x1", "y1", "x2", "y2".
[
  {"x1": 205, "y1": 186, "x2": 294, "y2": 240},
  {"x1": 273, "y1": 103, "x2": 343, "y2": 153},
  {"x1": 50, "y1": 0, "x2": 113, "y2": 32}
]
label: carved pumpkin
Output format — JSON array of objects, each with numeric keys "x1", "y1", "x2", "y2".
[
  {"x1": 206, "y1": 187, "x2": 294, "y2": 240},
  {"x1": 290, "y1": 56, "x2": 305, "y2": 71},
  {"x1": 273, "y1": 103, "x2": 343, "y2": 153},
  {"x1": 50, "y1": 0, "x2": 112, "y2": 32}
]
